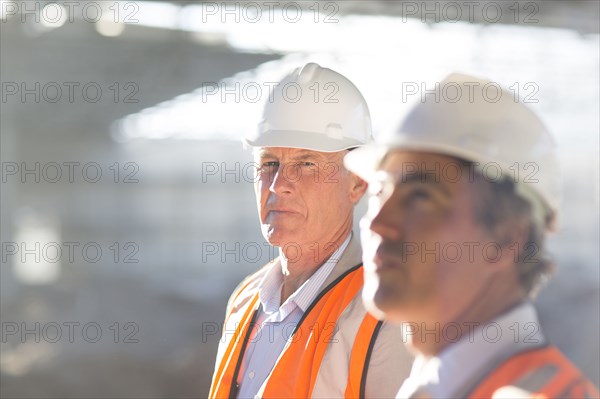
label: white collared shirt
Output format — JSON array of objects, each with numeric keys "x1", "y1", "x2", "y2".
[
  {"x1": 396, "y1": 302, "x2": 545, "y2": 399},
  {"x1": 236, "y1": 234, "x2": 352, "y2": 399}
]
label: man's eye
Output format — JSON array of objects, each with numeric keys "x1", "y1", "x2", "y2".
[
  {"x1": 299, "y1": 161, "x2": 316, "y2": 167},
  {"x1": 257, "y1": 161, "x2": 279, "y2": 174},
  {"x1": 406, "y1": 189, "x2": 432, "y2": 204},
  {"x1": 413, "y1": 189, "x2": 430, "y2": 198}
]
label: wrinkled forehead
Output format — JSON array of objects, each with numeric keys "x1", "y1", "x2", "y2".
[
  {"x1": 373, "y1": 150, "x2": 485, "y2": 197},
  {"x1": 253, "y1": 147, "x2": 346, "y2": 162},
  {"x1": 374, "y1": 151, "x2": 485, "y2": 209}
]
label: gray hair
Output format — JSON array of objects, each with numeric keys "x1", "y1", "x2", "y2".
[{"x1": 473, "y1": 171, "x2": 554, "y2": 297}]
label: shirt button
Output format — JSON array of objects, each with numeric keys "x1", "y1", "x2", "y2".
[{"x1": 249, "y1": 371, "x2": 255, "y2": 379}]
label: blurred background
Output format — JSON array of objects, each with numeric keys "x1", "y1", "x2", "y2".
[{"x1": 1, "y1": 1, "x2": 598, "y2": 398}]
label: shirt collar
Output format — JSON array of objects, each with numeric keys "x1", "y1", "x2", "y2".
[{"x1": 258, "y1": 233, "x2": 352, "y2": 315}]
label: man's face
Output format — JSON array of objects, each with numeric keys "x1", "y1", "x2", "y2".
[
  {"x1": 361, "y1": 151, "x2": 498, "y2": 324},
  {"x1": 254, "y1": 147, "x2": 363, "y2": 250}
]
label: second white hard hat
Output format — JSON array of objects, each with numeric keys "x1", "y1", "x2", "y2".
[
  {"x1": 344, "y1": 73, "x2": 561, "y2": 230},
  {"x1": 243, "y1": 63, "x2": 373, "y2": 152}
]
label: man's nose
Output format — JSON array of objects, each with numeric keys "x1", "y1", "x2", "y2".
[
  {"x1": 269, "y1": 164, "x2": 296, "y2": 195},
  {"x1": 367, "y1": 197, "x2": 403, "y2": 241}
]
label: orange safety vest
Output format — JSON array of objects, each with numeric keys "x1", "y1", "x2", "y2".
[
  {"x1": 468, "y1": 346, "x2": 600, "y2": 398},
  {"x1": 209, "y1": 264, "x2": 383, "y2": 399}
]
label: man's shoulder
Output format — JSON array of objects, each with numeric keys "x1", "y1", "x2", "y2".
[{"x1": 225, "y1": 259, "x2": 276, "y2": 315}]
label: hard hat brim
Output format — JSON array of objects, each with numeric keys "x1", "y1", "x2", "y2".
[
  {"x1": 243, "y1": 130, "x2": 367, "y2": 153},
  {"x1": 344, "y1": 140, "x2": 559, "y2": 231},
  {"x1": 346, "y1": 139, "x2": 508, "y2": 174}
]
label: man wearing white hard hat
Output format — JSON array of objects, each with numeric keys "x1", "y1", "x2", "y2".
[
  {"x1": 345, "y1": 73, "x2": 599, "y2": 398},
  {"x1": 209, "y1": 63, "x2": 411, "y2": 399}
]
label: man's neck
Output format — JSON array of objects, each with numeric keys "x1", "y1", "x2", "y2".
[
  {"x1": 408, "y1": 276, "x2": 525, "y2": 357},
  {"x1": 278, "y1": 229, "x2": 351, "y2": 304}
]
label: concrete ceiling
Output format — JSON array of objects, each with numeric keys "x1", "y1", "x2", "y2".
[
  {"x1": 334, "y1": 0, "x2": 599, "y2": 33},
  {"x1": 0, "y1": 20, "x2": 281, "y2": 149},
  {"x1": 1, "y1": 0, "x2": 598, "y2": 151},
  {"x1": 155, "y1": 0, "x2": 600, "y2": 33}
]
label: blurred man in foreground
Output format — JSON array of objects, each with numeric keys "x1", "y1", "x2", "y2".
[
  {"x1": 345, "y1": 73, "x2": 600, "y2": 398},
  {"x1": 209, "y1": 63, "x2": 410, "y2": 399}
]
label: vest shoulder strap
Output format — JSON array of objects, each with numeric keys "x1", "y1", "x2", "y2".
[
  {"x1": 469, "y1": 346, "x2": 600, "y2": 398},
  {"x1": 262, "y1": 264, "x2": 372, "y2": 398}
]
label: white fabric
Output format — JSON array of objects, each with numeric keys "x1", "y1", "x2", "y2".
[
  {"x1": 396, "y1": 302, "x2": 545, "y2": 399},
  {"x1": 236, "y1": 234, "x2": 351, "y2": 399}
]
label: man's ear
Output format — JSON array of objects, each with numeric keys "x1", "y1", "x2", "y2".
[{"x1": 348, "y1": 173, "x2": 368, "y2": 204}]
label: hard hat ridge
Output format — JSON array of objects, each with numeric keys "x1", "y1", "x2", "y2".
[{"x1": 295, "y1": 62, "x2": 321, "y2": 84}]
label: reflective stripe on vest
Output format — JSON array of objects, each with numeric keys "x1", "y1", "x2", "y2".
[
  {"x1": 468, "y1": 346, "x2": 600, "y2": 399},
  {"x1": 209, "y1": 264, "x2": 379, "y2": 399}
]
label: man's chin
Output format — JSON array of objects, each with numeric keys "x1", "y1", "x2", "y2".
[
  {"x1": 262, "y1": 229, "x2": 301, "y2": 250},
  {"x1": 363, "y1": 277, "x2": 409, "y2": 322},
  {"x1": 263, "y1": 225, "x2": 290, "y2": 242}
]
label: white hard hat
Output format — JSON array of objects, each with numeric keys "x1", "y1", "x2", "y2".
[
  {"x1": 243, "y1": 63, "x2": 373, "y2": 152},
  {"x1": 345, "y1": 73, "x2": 561, "y2": 230}
]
